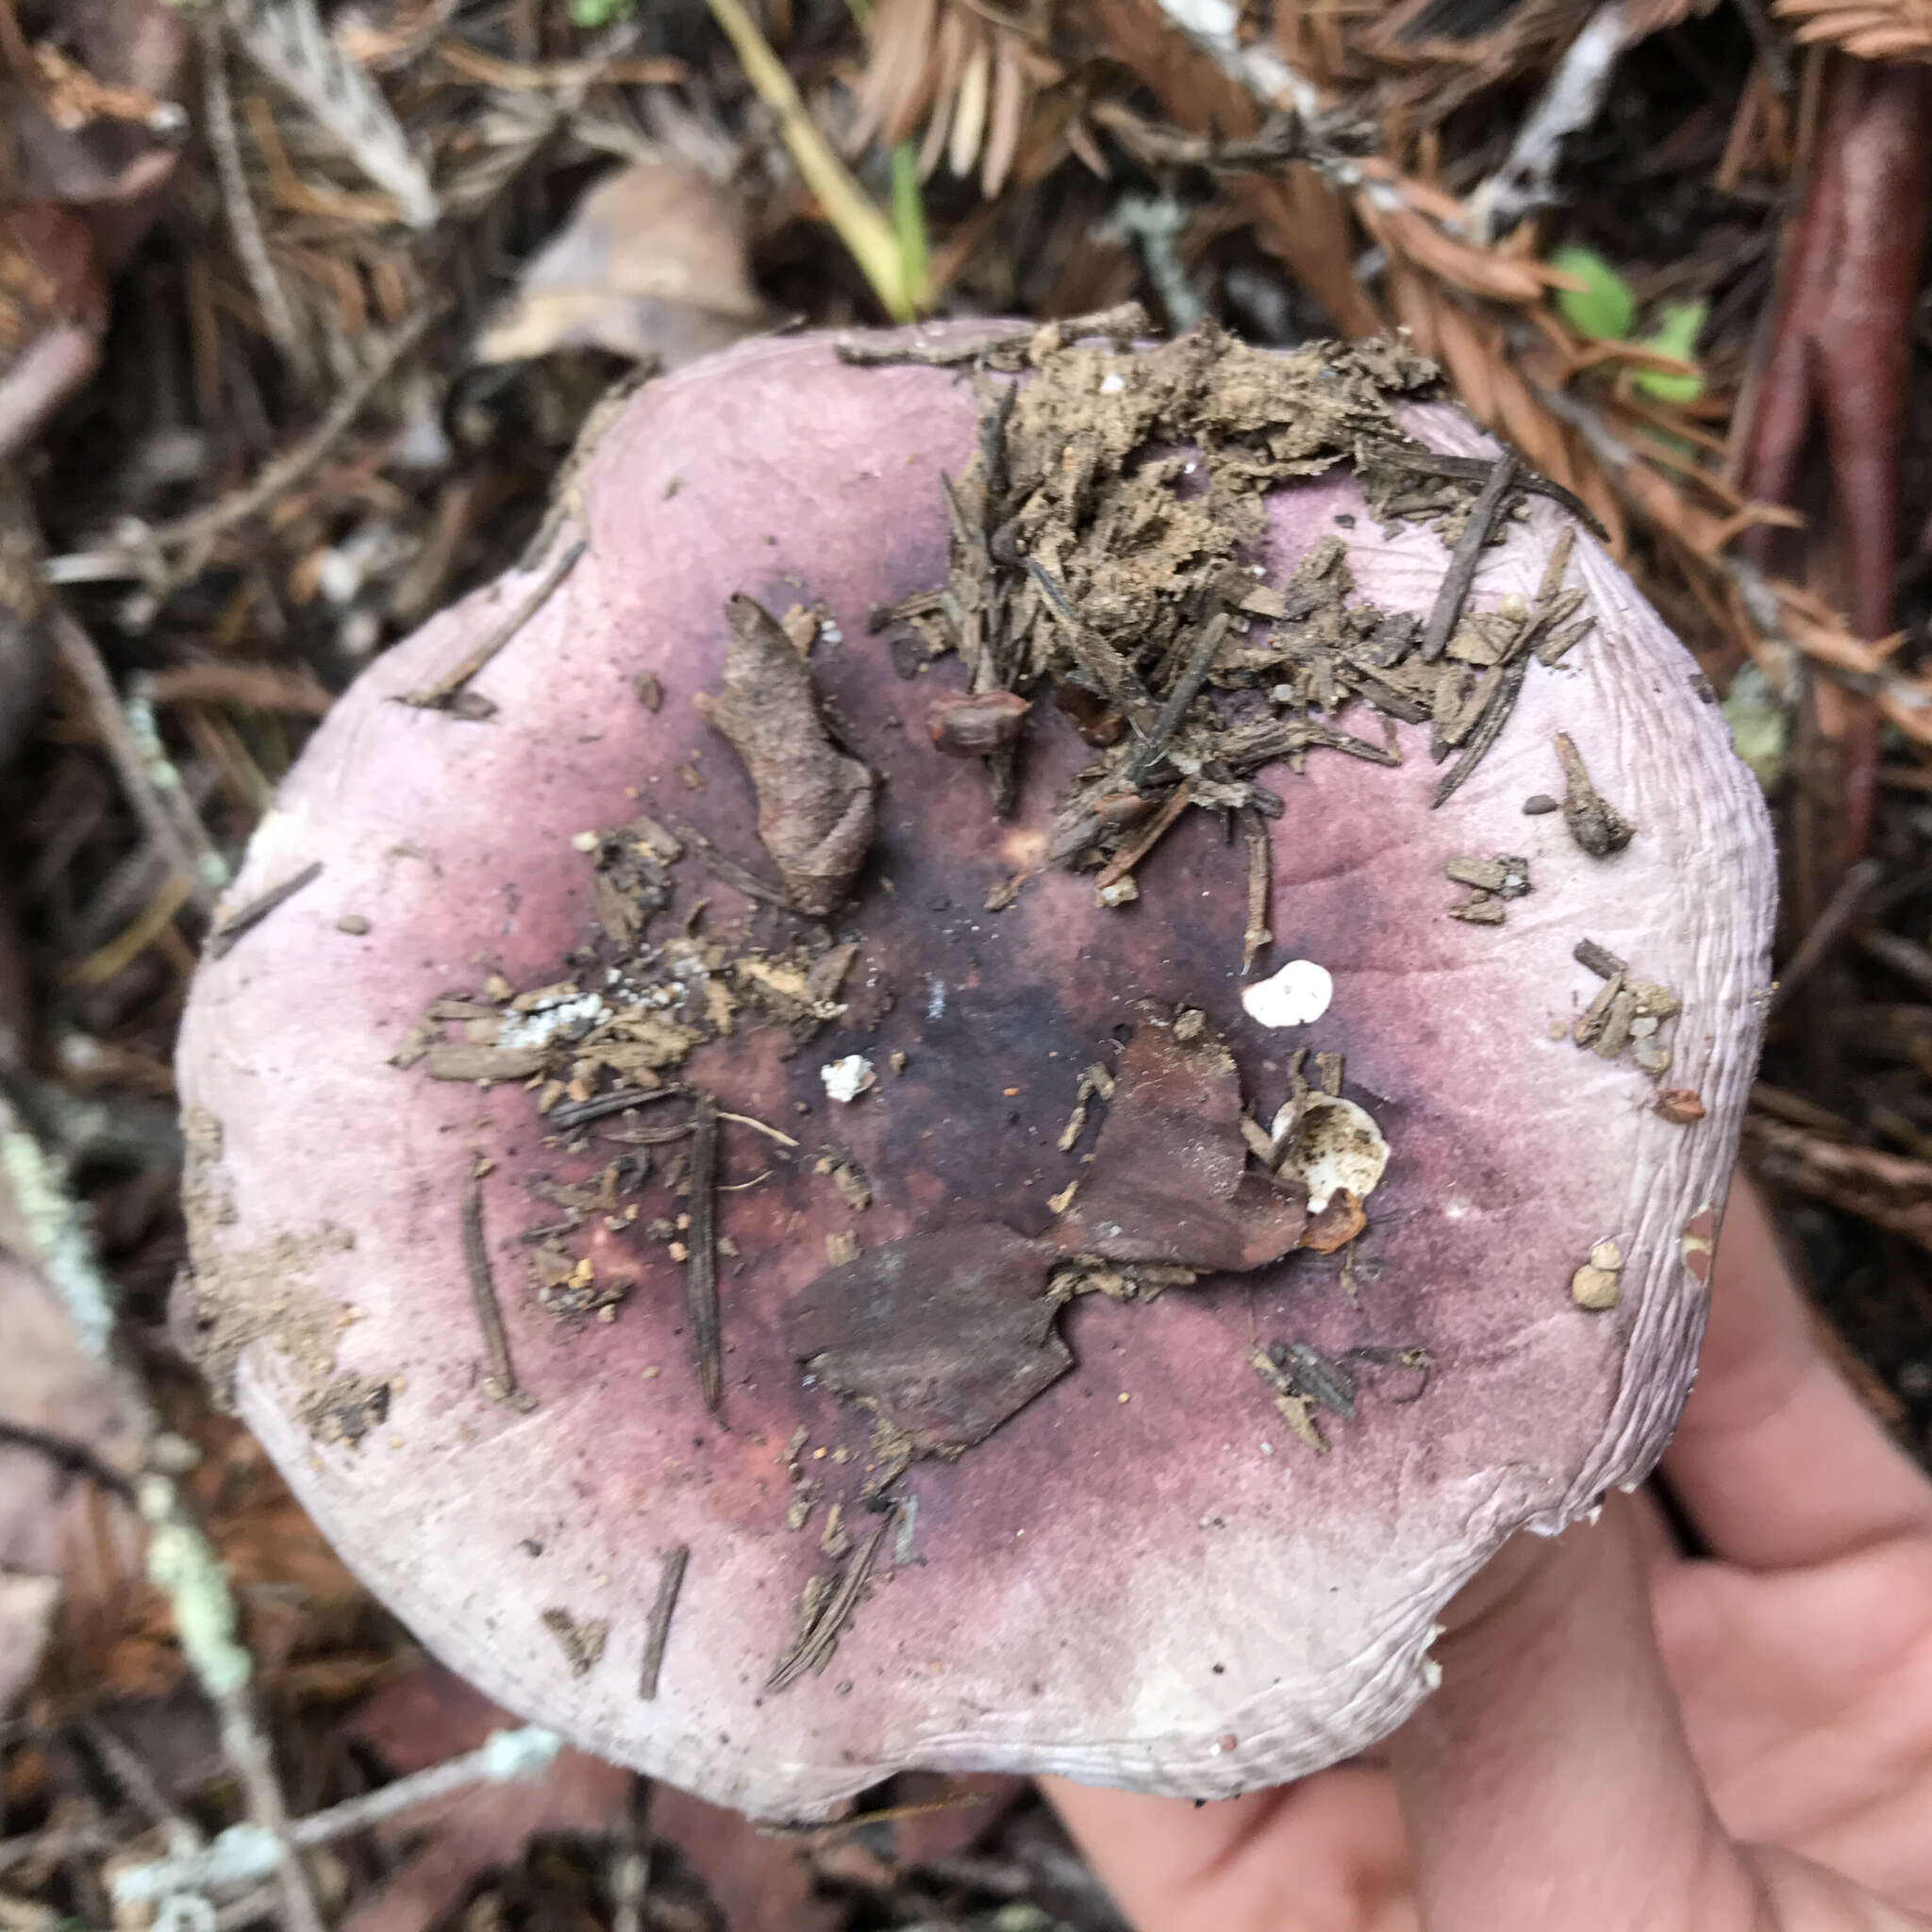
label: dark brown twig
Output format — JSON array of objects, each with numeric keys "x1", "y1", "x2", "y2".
[
  {"x1": 1121, "y1": 612, "x2": 1230, "y2": 791},
  {"x1": 153, "y1": 308, "x2": 439, "y2": 551},
  {"x1": 685, "y1": 1096, "x2": 722, "y2": 1417},
  {"x1": 1420, "y1": 451, "x2": 1517, "y2": 663},
  {"x1": 548, "y1": 1087, "x2": 686, "y2": 1131},
  {"x1": 462, "y1": 1167, "x2": 535, "y2": 1411},
  {"x1": 1093, "y1": 784, "x2": 1194, "y2": 891},
  {"x1": 401, "y1": 539, "x2": 586, "y2": 716},
  {"x1": 208, "y1": 861, "x2": 322, "y2": 958},
  {"x1": 1241, "y1": 807, "x2": 1271, "y2": 974},
  {"x1": 639, "y1": 1545, "x2": 690, "y2": 1699},
  {"x1": 1432, "y1": 658, "x2": 1527, "y2": 808},
  {"x1": 1768, "y1": 857, "x2": 1882, "y2": 1016},
  {"x1": 52, "y1": 608, "x2": 224, "y2": 916}
]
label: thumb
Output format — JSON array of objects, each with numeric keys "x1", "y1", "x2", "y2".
[{"x1": 1385, "y1": 1491, "x2": 1757, "y2": 1932}]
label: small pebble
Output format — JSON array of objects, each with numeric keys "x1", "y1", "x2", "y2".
[
  {"x1": 336, "y1": 914, "x2": 371, "y2": 935},
  {"x1": 570, "y1": 830, "x2": 599, "y2": 853},
  {"x1": 1523, "y1": 793, "x2": 1560, "y2": 815}
]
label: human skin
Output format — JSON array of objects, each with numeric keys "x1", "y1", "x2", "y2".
[{"x1": 1045, "y1": 1177, "x2": 1932, "y2": 1930}]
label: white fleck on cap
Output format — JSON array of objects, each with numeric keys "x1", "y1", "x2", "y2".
[{"x1": 1241, "y1": 959, "x2": 1334, "y2": 1029}]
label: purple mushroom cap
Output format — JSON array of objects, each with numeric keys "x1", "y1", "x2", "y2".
[{"x1": 175, "y1": 326, "x2": 1774, "y2": 1819}]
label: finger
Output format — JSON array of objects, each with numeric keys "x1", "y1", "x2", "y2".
[
  {"x1": 1041, "y1": 1767, "x2": 1412, "y2": 1932},
  {"x1": 1387, "y1": 1493, "x2": 1761, "y2": 1932},
  {"x1": 1662, "y1": 1174, "x2": 1932, "y2": 1569}
]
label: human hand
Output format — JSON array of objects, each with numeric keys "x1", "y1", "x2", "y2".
[{"x1": 1042, "y1": 1178, "x2": 1932, "y2": 1929}]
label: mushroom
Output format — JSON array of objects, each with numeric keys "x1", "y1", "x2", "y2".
[{"x1": 175, "y1": 321, "x2": 1774, "y2": 1821}]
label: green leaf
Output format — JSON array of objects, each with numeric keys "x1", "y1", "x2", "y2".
[
  {"x1": 1549, "y1": 243, "x2": 1635, "y2": 342},
  {"x1": 1632, "y1": 299, "x2": 1707, "y2": 403},
  {"x1": 570, "y1": 0, "x2": 633, "y2": 25}
]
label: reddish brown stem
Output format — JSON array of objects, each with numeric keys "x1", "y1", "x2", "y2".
[{"x1": 1741, "y1": 59, "x2": 1932, "y2": 859}]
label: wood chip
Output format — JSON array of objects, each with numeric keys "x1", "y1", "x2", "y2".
[
  {"x1": 424, "y1": 1045, "x2": 551, "y2": 1082},
  {"x1": 638, "y1": 1545, "x2": 688, "y2": 1700}
]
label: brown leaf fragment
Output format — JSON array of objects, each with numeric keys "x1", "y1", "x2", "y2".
[
  {"x1": 927, "y1": 690, "x2": 1030, "y2": 756},
  {"x1": 787, "y1": 1224, "x2": 1069, "y2": 1457},
  {"x1": 1247, "y1": 1347, "x2": 1329, "y2": 1455},
  {"x1": 693, "y1": 595, "x2": 877, "y2": 918},
  {"x1": 1052, "y1": 1015, "x2": 1309, "y2": 1273},
  {"x1": 541, "y1": 1608, "x2": 608, "y2": 1677},
  {"x1": 1554, "y1": 731, "x2": 1635, "y2": 856},
  {"x1": 425, "y1": 1045, "x2": 550, "y2": 1082},
  {"x1": 1449, "y1": 893, "x2": 1506, "y2": 924}
]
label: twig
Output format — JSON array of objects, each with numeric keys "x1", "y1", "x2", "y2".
[
  {"x1": 400, "y1": 540, "x2": 585, "y2": 716},
  {"x1": 675, "y1": 824, "x2": 794, "y2": 910},
  {"x1": 225, "y1": 0, "x2": 438, "y2": 225},
  {"x1": 1090, "y1": 100, "x2": 1348, "y2": 172},
  {"x1": 208, "y1": 861, "x2": 322, "y2": 959},
  {"x1": 685, "y1": 1097, "x2": 722, "y2": 1418},
  {"x1": 110, "y1": 1728, "x2": 563, "y2": 1907},
  {"x1": 1122, "y1": 613, "x2": 1231, "y2": 789},
  {"x1": 1093, "y1": 783, "x2": 1193, "y2": 891},
  {"x1": 0, "y1": 1418, "x2": 136, "y2": 1498},
  {"x1": 0, "y1": 1104, "x2": 325, "y2": 1932},
  {"x1": 704, "y1": 0, "x2": 917, "y2": 319},
  {"x1": 1241, "y1": 807, "x2": 1271, "y2": 974},
  {"x1": 1024, "y1": 557, "x2": 1157, "y2": 731},
  {"x1": 198, "y1": 15, "x2": 308, "y2": 379},
  {"x1": 760, "y1": 1790, "x2": 991, "y2": 1840},
  {"x1": 1768, "y1": 858, "x2": 1882, "y2": 1015},
  {"x1": 638, "y1": 1545, "x2": 689, "y2": 1699},
  {"x1": 548, "y1": 1087, "x2": 685, "y2": 1131},
  {"x1": 1433, "y1": 659, "x2": 1527, "y2": 808},
  {"x1": 1419, "y1": 451, "x2": 1517, "y2": 663},
  {"x1": 835, "y1": 302, "x2": 1148, "y2": 368},
  {"x1": 150, "y1": 307, "x2": 437, "y2": 552},
  {"x1": 462, "y1": 1166, "x2": 535, "y2": 1411},
  {"x1": 714, "y1": 1109, "x2": 799, "y2": 1149},
  {"x1": 767, "y1": 1520, "x2": 889, "y2": 1691},
  {"x1": 610, "y1": 1776, "x2": 652, "y2": 1932},
  {"x1": 52, "y1": 608, "x2": 225, "y2": 915},
  {"x1": 1470, "y1": 2, "x2": 1632, "y2": 236}
]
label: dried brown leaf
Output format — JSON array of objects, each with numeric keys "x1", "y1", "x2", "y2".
[{"x1": 475, "y1": 162, "x2": 768, "y2": 370}]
